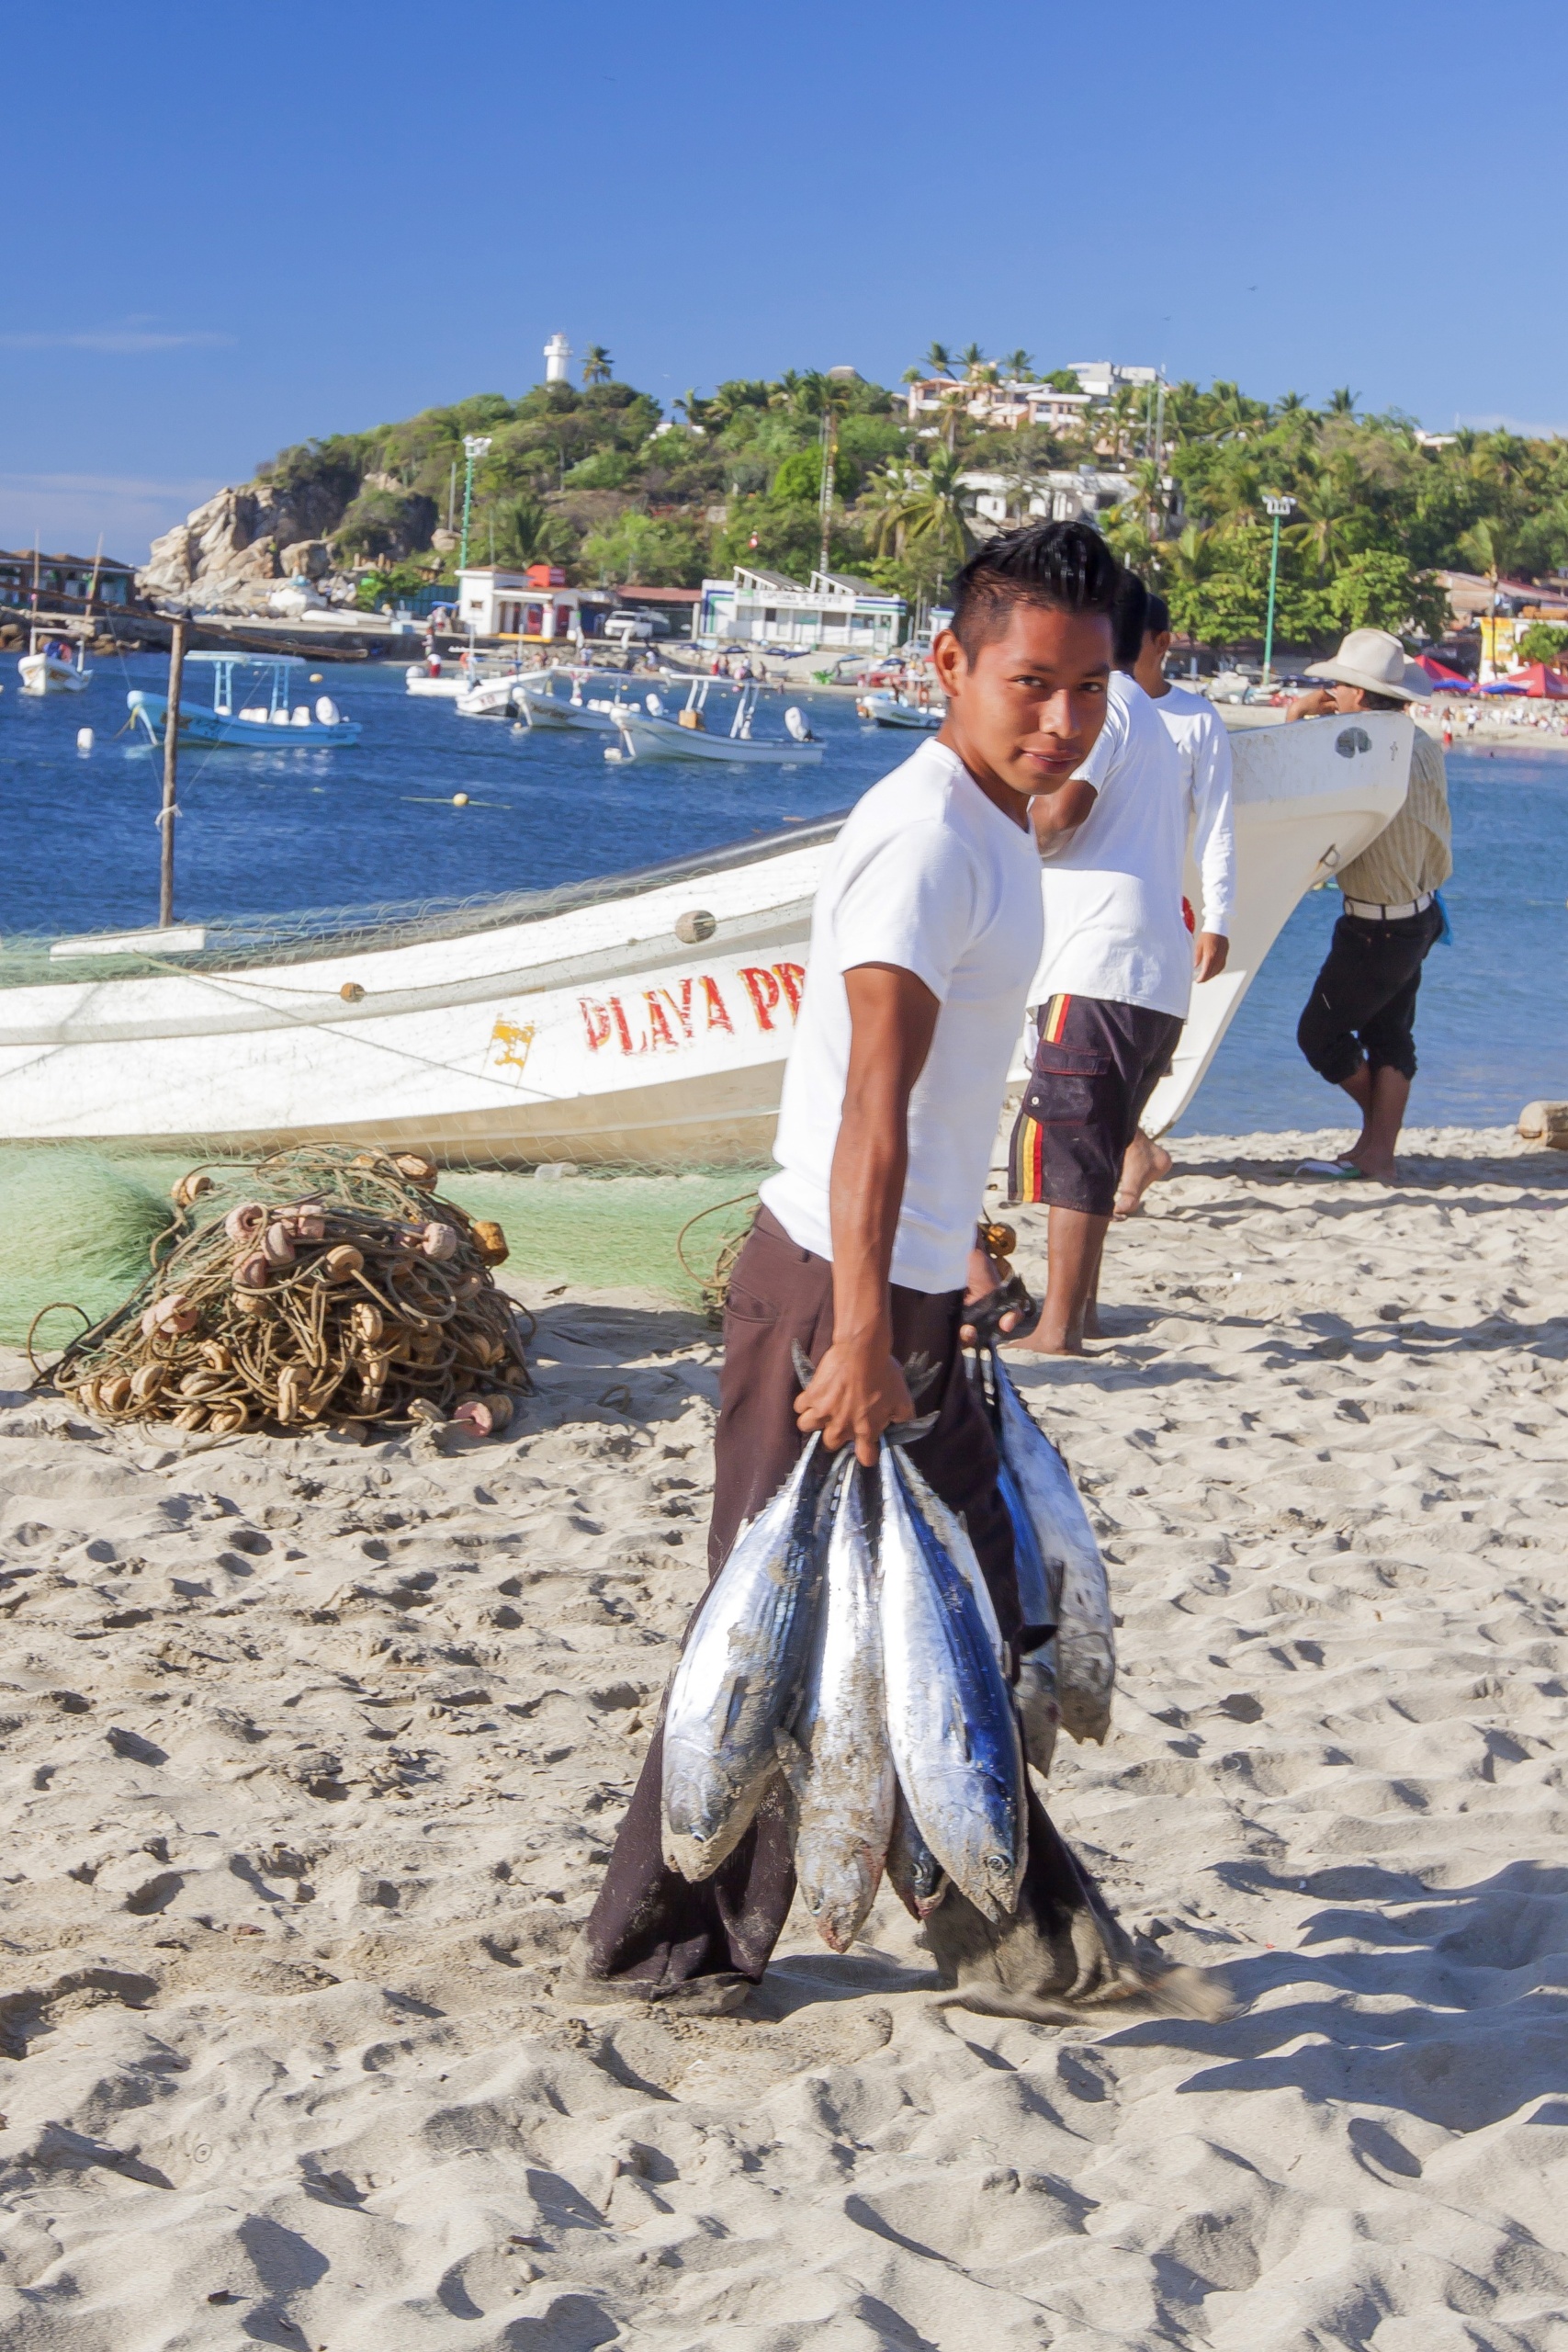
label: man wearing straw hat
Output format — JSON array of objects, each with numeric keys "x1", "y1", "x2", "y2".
[{"x1": 1288, "y1": 627, "x2": 1452, "y2": 1182}]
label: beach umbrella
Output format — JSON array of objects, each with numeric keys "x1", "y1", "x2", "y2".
[
  {"x1": 1502, "y1": 661, "x2": 1568, "y2": 698},
  {"x1": 1412, "y1": 654, "x2": 1472, "y2": 692}
]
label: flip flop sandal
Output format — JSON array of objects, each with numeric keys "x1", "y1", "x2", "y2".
[
  {"x1": 960, "y1": 1271, "x2": 1042, "y2": 1347},
  {"x1": 1296, "y1": 1159, "x2": 1368, "y2": 1181}
]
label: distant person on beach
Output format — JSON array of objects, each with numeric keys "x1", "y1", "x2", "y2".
[
  {"x1": 567, "y1": 523, "x2": 1169, "y2": 2018},
  {"x1": 1287, "y1": 628, "x2": 1452, "y2": 1183},
  {"x1": 1114, "y1": 590, "x2": 1236, "y2": 1217},
  {"x1": 1008, "y1": 571, "x2": 1234, "y2": 1355}
]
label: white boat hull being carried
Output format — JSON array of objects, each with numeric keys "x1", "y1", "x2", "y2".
[{"x1": 0, "y1": 714, "x2": 1412, "y2": 1166}]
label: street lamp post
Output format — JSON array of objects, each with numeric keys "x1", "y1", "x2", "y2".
[
  {"x1": 1261, "y1": 494, "x2": 1295, "y2": 690},
  {"x1": 458, "y1": 435, "x2": 492, "y2": 574}
]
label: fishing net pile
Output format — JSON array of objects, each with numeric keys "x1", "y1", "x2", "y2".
[{"x1": 41, "y1": 1145, "x2": 531, "y2": 1440}]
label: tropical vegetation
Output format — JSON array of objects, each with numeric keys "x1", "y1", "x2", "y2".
[{"x1": 254, "y1": 350, "x2": 1568, "y2": 654}]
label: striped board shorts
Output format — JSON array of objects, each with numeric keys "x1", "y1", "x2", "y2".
[{"x1": 1009, "y1": 991, "x2": 1185, "y2": 1216}]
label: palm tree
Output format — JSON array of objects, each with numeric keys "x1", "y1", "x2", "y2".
[
  {"x1": 1458, "y1": 514, "x2": 1527, "y2": 673},
  {"x1": 922, "y1": 341, "x2": 955, "y2": 379},
  {"x1": 581, "y1": 345, "x2": 613, "y2": 385},
  {"x1": 870, "y1": 447, "x2": 974, "y2": 574},
  {"x1": 1328, "y1": 385, "x2": 1358, "y2": 416},
  {"x1": 1002, "y1": 348, "x2": 1034, "y2": 381},
  {"x1": 672, "y1": 387, "x2": 707, "y2": 430},
  {"x1": 960, "y1": 341, "x2": 987, "y2": 379}
]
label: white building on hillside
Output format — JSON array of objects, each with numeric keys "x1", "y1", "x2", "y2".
[
  {"x1": 1068, "y1": 361, "x2": 1159, "y2": 400},
  {"x1": 905, "y1": 377, "x2": 1091, "y2": 435},
  {"x1": 698, "y1": 564, "x2": 905, "y2": 654},
  {"x1": 959, "y1": 467, "x2": 1137, "y2": 532}
]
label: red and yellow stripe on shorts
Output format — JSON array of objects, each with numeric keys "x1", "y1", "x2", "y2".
[{"x1": 1008, "y1": 995, "x2": 1070, "y2": 1203}]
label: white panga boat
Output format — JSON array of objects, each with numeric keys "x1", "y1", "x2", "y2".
[
  {"x1": 515, "y1": 667, "x2": 646, "y2": 732},
  {"x1": 857, "y1": 688, "x2": 943, "y2": 730},
  {"x1": 609, "y1": 679, "x2": 824, "y2": 765},
  {"x1": 128, "y1": 654, "x2": 361, "y2": 749},
  {"x1": 18, "y1": 625, "x2": 92, "y2": 695},
  {"x1": 0, "y1": 713, "x2": 1411, "y2": 1167}
]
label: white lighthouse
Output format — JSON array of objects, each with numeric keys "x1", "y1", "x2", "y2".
[{"x1": 544, "y1": 332, "x2": 572, "y2": 385}]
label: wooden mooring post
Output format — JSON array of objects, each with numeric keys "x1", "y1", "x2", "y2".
[{"x1": 158, "y1": 616, "x2": 186, "y2": 926}]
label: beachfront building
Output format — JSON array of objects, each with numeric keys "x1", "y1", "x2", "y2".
[
  {"x1": 959, "y1": 466, "x2": 1136, "y2": 532},
  {"x1": 0, "y1": 546, "x2": 139, "y2": 612},
  {"x1": 697, "y1": 565, "x2": 905, "y2": 654},
  {"x1": 906, "y1": 378, "x2": 1092, "y2": 435},
  {"x1": 457, "y1": 563, "x2": 610, "y2": 641}
]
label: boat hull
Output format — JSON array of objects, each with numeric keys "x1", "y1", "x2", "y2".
[
  {"x1": 0, "y1": 714, "x2": 1412, "y2": 1167},
  {"x1": 615, "y1": 715, "x2": 824, "y2": 763},
  {"x1": 127, "y1": 691, "x2": 361, "y2": 749},
  {"x1": 18, "y1": 654, "x2": 91, "y2": 695}
]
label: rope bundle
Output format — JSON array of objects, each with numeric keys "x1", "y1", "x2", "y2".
[{"x1": 43, "y1": 1145, "x2": 531, "y2": 1440}]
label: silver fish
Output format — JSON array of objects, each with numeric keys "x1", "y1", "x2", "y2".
[
  {"x1": 886, "y1": 1785, "x2": 945, "y2": 1919},
  {"x1": 779, "y1": 1457, "x2": 894, "y2": 1951},
  {"x1": 662, "y1": 1436, "x2": 831, "y2": 1882},
  {"x1": 878, "y1": 1444, "x2": 1026, "y2": 1921},
  {"x1": 993, "y1": 1362, "x2": 1115, "y2": 1745}
]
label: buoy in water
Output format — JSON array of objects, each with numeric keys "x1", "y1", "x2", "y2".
[
  {"x1": 453, "y1": 792, "x2": 469, "y2": 806},
  {"x1": 76, "y1": 727, "x2": 94, "y2": 751}
]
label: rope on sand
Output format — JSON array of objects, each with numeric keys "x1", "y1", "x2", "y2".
[
  {"x1": 674, "y1": 1189, "x2": 759, "y2": 1324},
  {"x1": 32, "y1": 1144, "x2": 532, "y2": 1440}
]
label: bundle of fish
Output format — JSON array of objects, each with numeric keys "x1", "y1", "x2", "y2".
[
  {"x1": 660, "y1": 1374, "x2": 1113, "y2": 1953},
  {"x1": 44, "y1": 1145, "x2": 531, "y2": 1440}
]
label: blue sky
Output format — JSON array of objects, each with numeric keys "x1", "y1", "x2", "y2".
[{"x1": 4, "y1": 0, "x2": 1563, "y2": 562}]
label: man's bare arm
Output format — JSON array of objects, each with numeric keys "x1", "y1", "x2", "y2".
[
  {"x1": 1031, "y1": 775, "x2": 1098, "y2": 847},
  {"x1": 795, "y1": 964, "x2": 939, "y2": 1466}
]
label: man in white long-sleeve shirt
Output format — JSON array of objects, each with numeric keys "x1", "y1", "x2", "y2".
[
  {"x1": 1113, "y1": 590, "x2": 1236, "y2": 1215},
  {"x1": 1009, "y1": 572, "x2": 1235, "y2": 1353}
]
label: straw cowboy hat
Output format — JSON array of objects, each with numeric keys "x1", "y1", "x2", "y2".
[{"x1": 1304, "y1": 627, "x2": 1429, "y2": 702}]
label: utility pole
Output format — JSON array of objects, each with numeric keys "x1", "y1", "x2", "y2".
[
  {"x1": 458, "y1": 435, "x2": 492, "y2": 573},
  {"x1": 1261, "y1": 493, "x2": 1295, "y2": 689},
  {"x1": 158, "y1": 616, "x2": 187, "y2": 927},
  {"x1": 818, "y1": 411, "x2": 837, "y2": 576}
]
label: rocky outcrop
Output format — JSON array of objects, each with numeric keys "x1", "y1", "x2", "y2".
[{"x1": 140, "y1": 481, "x2": 353, "y2": 613}]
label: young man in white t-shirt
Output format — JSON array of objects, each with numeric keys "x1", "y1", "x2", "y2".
[
  {"x1": 572, "y1": 524, "x2": 1163, "y2": 2018},
  {"x1": 1007, "y1": 572, "x2": 1234, "y2": 1354},
  {"x1": 1112, "y1": 589, "x2": 1236, "y2": 1215}
]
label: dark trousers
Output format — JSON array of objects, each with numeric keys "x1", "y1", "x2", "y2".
[
  {"x1": 580, "y1": 1207, "x2": 1127, "y2": 1997},
  {"x1": 1297, "y1": 901, "x2": 1443, "y2": 1086}
]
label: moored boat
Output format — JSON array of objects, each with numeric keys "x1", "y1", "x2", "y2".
[
  {"x1": 128, "y1": 654, "x2": 361, "y2": 748},
  {"x1": 609, "y1": 679, "x2": 823, "y2": 764},
  {"x1": 0, "y1": 713, "x2": 1412, "y2": 1166},
  {"x1": 18, "y1": 626, "x2": 92, "y2": 695}
]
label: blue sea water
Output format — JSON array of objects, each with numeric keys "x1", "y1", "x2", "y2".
[{"x1": 1, "y1": 650, "x2": 1562, "y2": 1131}]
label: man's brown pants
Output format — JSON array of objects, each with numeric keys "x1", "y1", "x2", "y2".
[{"x1": 579, "y1": 1207, "x2": 1138, "y2": 2005}]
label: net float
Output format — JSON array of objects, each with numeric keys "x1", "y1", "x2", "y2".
[
  {"x1": 322, "y1": 1244, "x2": 364, "y2": 1282},
  {"x1": 395, "y1": 1153, "x2": 438, "y2": 1187},
  {"x1": 264, "y1": 1222, "x2": 297, "y2": 1267},
  {"x1": 287, "y1": 1204, "x2": 328, "y2": 1244},
  {"x1": 454, "y1": 1393, "x2": 513, "y2": 1437},
  {"x1": 421, "y1": 1221, "x2": 459, "y2": 1261},
  {"x1": 172, "y1": 1172, "x2": 214, "y2": 1208},
  {"x1": 130, "y1": 1363, "x2": 166, "y2": 1405},
  {"x1": 224, "y1": 1203, "x2": 266, "y2": 1243},
  {"x1": 179, "y1": 1369, "x2": 229, "y2": 1398},
  {"x1": 100, "y1": 1374, "x2": 132, "y2": 1412},
  {"x1": 276, "y1": 1366, "x2": 304, "y2": 1422},
  {"x1": 350, "y1": 1301, "x2": 384, "y2": 1344},
  {"x1": 207, "y1": 1404, "x2": 250, "y2": 1434},
  {"x1": 233, "y1": 1252, "x2": 269, "y2": 1289},
  {"x1": 141, "y1": 1292, "x2": 197, "y2": 1336},
  {"x1": 471, "y1": 1219, "x2": 509, "y2": 1265},
  {"x1": 172, "y1": 1405, "x2": 208, "y2": 1431},
  {"x1": 199, "y1": 1340, "x2": 233, "y2": 1372}
]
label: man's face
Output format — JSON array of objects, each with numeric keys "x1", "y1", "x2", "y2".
[
  {"x1": 934, "y1": 603, "x2": 1113, "y2": 801},
  {"x1": 1330, "y1": 682, "x2": 1370, "y2": 714}
]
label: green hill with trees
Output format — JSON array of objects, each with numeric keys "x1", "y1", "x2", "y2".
[{"x1": 254, "y1": 351, "x2": 1568, "y2": 652}]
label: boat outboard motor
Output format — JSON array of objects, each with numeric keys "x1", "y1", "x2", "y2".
[
  {"x1": 315, "y1": 695, "x2": 341, "y2": 726},
  {"x1": 784, "y1": 706, "x2": 813, "y2": 743},
  {"x1": 646, "y1": 692, "x2": 663, "y2": 716}
]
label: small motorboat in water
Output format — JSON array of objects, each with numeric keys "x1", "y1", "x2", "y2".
[
  {"x1": 856, "y1": 688, "x2": 942, "y2": 729},
  {"x1": 608, "y1": 679, "x2": 823, "y2": 764},
  {"x1": 128, "y1": 654, "x2": 361, "y2": 748},
  {"x1": 19, "y1": 626, "x2": 92, "y2": 695}
]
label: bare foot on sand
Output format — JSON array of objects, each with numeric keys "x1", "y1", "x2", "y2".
[{"x1": 1113, "y1": 1130, "x2": 1172, "y2": 1220}]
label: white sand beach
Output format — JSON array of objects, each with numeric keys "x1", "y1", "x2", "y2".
[{"x1": 1, "y1": 1124, "x2": 1565, "y2": 2350}]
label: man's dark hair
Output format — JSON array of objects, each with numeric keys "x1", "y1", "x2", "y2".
[
  {"x1": 1145, "y1": 591, "x2": 1171, "y2": 637},
  {"x1": 1110, "y1": 567, "x2": 1149, "y2": 669},
  {"x1": 949, "y1": 521, "x2": 1119, "y2": 658}
]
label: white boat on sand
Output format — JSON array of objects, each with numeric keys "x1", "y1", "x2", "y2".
[{"x1": 0, "y1": 714, "x2": 1411, "y2": 1167}]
